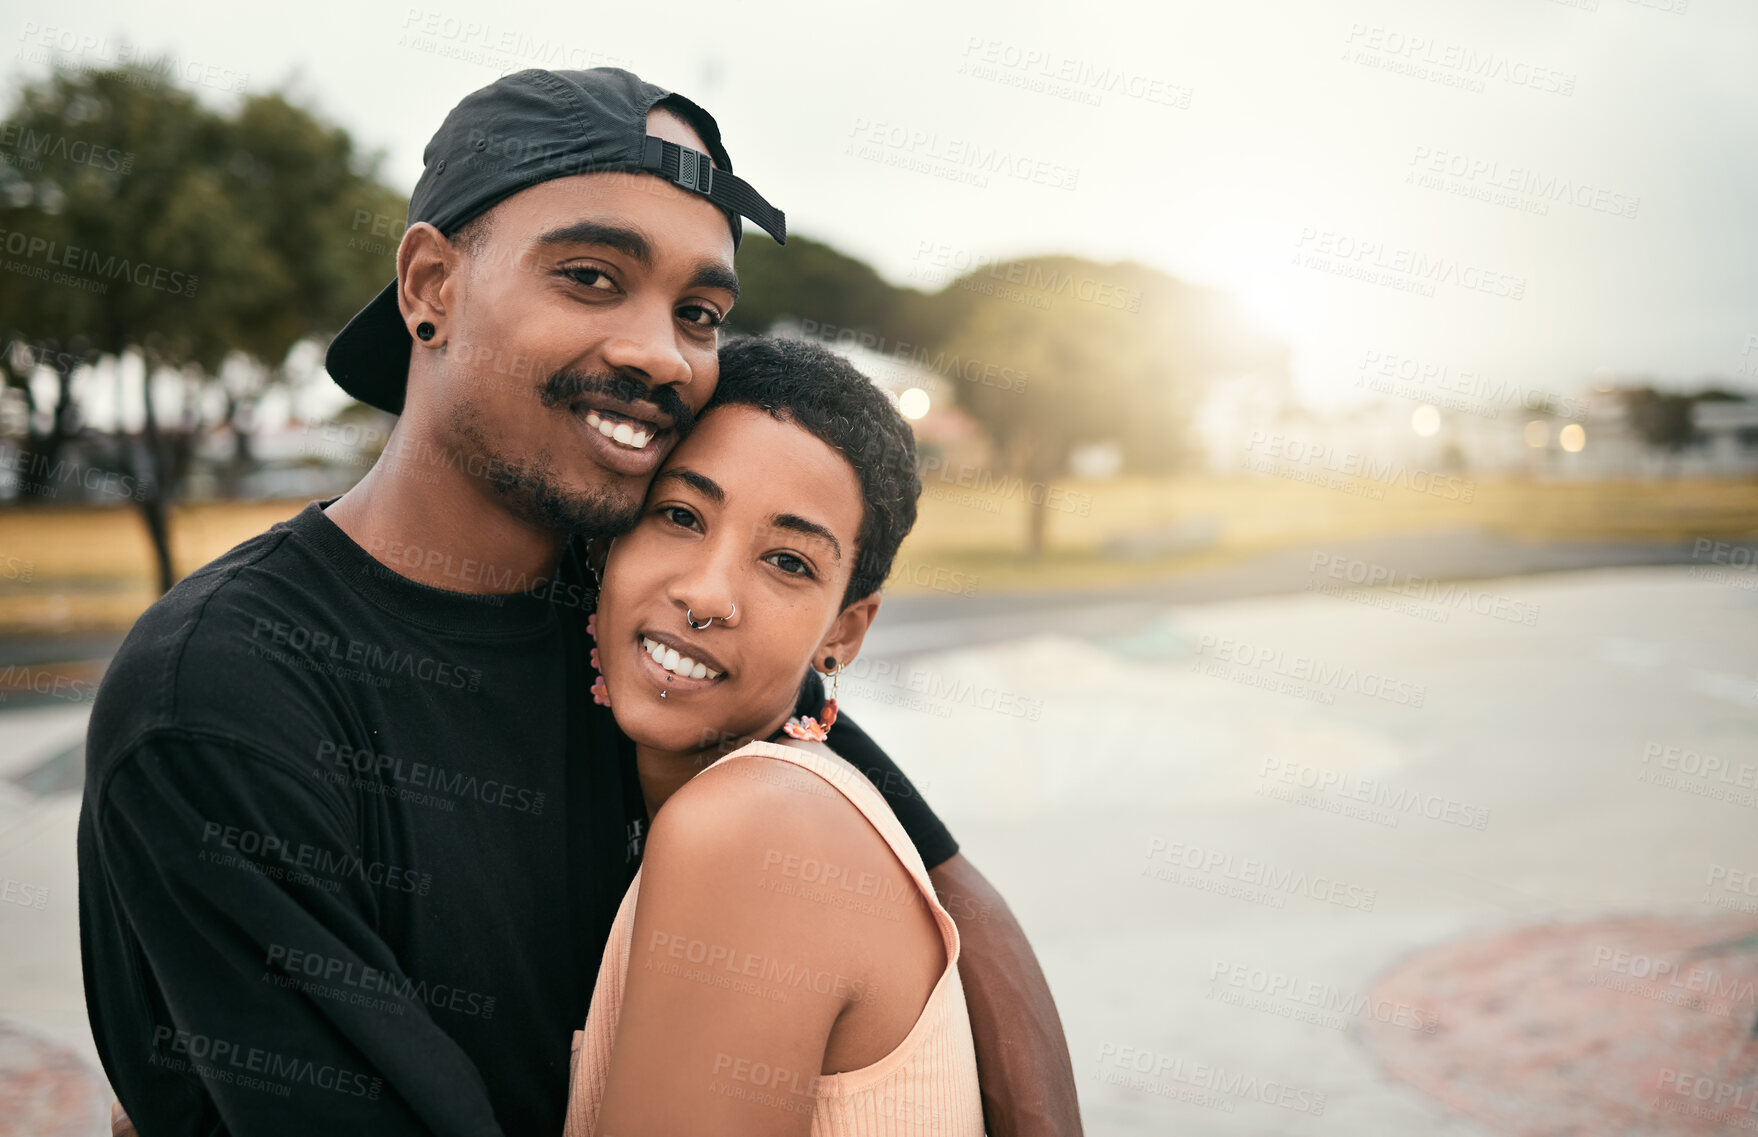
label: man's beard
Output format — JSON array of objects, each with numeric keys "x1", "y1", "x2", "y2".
[
  {"x1": 485, "y1": 452, "x2": 643, "y2": 539},
  {"x1": 447, "y1": 366, "x2": 694, "y2": 540}
]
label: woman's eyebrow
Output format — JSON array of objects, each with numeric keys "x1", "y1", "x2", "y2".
[
  {"x1": 653, "y1": 468, "x2": 723, "y2": 503},
  {"x1": 769, "y1": 513, "x2": 841, "y2": 562}
]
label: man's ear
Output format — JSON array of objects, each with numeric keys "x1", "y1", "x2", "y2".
[
  {"x1": 396, "y1": 221, "x2": 462, "y2": 346},
  {"x1": 816, "y1": 593, "x2": 881, "y2": 676}
]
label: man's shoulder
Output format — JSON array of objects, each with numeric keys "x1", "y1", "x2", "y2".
[{"x1": 87, "y1": 509, "x2": 345, "y2": 768}]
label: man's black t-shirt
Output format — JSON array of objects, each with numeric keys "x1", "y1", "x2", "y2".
[{"x1": 76, "y1": 500, "x2": 957, "y2": 1136}]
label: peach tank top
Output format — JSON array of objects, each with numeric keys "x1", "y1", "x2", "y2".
[{"x1": 562, "y1": 739, "x2": 984, "y2": 1136}]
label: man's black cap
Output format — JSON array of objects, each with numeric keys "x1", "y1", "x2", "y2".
[{"x1": 325, "y1": 66, "x2": 785, "y2": 415}]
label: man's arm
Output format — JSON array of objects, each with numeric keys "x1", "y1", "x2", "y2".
[
  {"x1": 82, "y1": 731, "x2": 504, "y2": 1135},
  {"x1": 930, "y1": 853, "x2": 1082, "y2": 1137}
]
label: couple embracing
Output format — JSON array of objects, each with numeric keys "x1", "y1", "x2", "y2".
[{"x1": 78, "y1": 66, "x2": 1079, "y2": 1135}]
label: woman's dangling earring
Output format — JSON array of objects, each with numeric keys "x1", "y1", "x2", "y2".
[
  {"x1": 586, "y1": 613, "x2": 611, "y2": 707},
  {"x1": 783, "y1": 655, "x2": 840, "y2": 742}
]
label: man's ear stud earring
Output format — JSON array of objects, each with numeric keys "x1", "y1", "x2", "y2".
[{"x1": 415, "y1": 321, "x2": 436, "y2": 341}]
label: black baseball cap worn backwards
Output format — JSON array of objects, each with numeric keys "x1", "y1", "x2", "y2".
[{"x1": 325, "y1": 66, "x2": 786, "y2": 415}]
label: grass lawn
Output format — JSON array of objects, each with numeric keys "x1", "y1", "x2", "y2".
[{"x1": 0, "y1": 475, "x2": 1754, "y2": 638}]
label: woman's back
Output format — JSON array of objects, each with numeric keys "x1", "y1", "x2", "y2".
[{"x1": 564, "y1": 739, "x2": 984, "y2": 1136}]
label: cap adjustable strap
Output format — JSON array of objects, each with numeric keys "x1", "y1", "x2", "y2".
[{"x1": 641, "y1": 136, "x2": 787, "y2": 245}]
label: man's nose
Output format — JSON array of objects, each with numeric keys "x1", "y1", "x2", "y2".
[{"x1": 598, "y1": 298, "x2": 694, "y2": 396}]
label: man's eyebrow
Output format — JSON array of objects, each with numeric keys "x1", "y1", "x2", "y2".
[
  {"x1": 688, "y1": 260, "x2": 739, "y2": 301},
  {"x1": 653, "y1": 468, "x2": 724, "y2": 503},
  {"x1": 769, "y1": 513, "x2": 842, "y2": 562},
  {"x1": 534, "y1": 221, "x2": 652, "y2": 266}
]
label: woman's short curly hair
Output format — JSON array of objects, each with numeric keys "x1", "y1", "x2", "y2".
[{"x1": 706, "y1": 335, "x2": 921, "y2": 607}]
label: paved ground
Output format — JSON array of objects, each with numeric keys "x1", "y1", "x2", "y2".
[
  {"x1": 841, "y1": 562, "x2": 1758, "y2": 1135},
  {"x1": 2, "y1": 548, "x2": 1754, "y2": 1134}
]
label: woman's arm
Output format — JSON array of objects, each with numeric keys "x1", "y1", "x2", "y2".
[
  {"x1": 930, "y1": 854, "x2": 1085, "y2": 1137},
  {"x1": 594, "y1": 756, "x2": 905, "y2": 1136}
]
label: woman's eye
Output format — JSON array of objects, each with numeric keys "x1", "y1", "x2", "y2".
[
  {"x1": 678, "y1": 304, "x2": 722, "y2": 329},
  {"x1": 660, "y1": 506, "x2": 700, "y2": 530},
  {"x1": 766, "y1": 552, "x2": 813, "y2": 578},
  {"x1": 564, "y1": 267, "x2": 617, "y2": 292}
]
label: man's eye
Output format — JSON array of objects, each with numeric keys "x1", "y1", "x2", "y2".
[
  {"x1": 765, "y1": 552, "x2": 814, "y2": 578},
  {"x1": 564, "y1": 267, "x2": 617, "y2": 292},
  {"x1": 678, "y1": 304, "x2": 722, "y2": 328},
  {"x1": 660, "y1": 506, "x2": 699, "y2": 530}
]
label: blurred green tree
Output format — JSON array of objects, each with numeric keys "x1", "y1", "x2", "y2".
[
  {"x1": 0, "y1": 63, "x2": 403, "y2": 591},
  {"x1": 934, "y1": 256, "x2": 1289, "y2": 557}
]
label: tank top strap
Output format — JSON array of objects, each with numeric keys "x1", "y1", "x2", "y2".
[{"x1": 701, "y1": 738, "x2": 937, "y2": 898}]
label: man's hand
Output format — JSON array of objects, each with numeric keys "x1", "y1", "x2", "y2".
[
  {"x1": 111, "y1": 1098, "x2": 136, "y2": 1136},
  {"x1": 929, "y1": 854, "x2": 1083, "y2": 1137}
]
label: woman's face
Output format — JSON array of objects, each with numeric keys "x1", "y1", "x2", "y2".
[{"x1": 595, "y1": 403, "x2": 876, "y2": 754}]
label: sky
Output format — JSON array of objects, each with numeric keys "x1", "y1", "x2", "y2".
[{"x1": 4, "y1": 0, "x2": 1754, "y2": 414}]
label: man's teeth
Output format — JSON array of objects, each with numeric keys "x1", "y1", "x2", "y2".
[
  {"x1": 642, "y1": 636, "x2": 720, "y2": 680},
  {"x1": 583, "y1": 411, "x2": 651, "y2": 450}
]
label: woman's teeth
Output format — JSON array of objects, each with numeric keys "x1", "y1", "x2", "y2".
[
  {"x1": 584, "y1": 411, "x2": 652, "y2": 450},
  {"x1": 642, "y1": 636, "x2": 720, "y2": 680}
]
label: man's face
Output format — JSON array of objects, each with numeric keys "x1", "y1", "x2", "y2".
[{"x1": 422, "y1": 112, "x2": 738, "y2": 537}]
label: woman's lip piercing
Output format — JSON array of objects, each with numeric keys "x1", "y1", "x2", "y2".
[{"x1": 685, "y1": 602, "x2": 736, "y2": 630}]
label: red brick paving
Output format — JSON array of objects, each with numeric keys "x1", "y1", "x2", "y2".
[
  {"x1": 1359, "y1": 914, "x2": 1758, "y2": 1136},
  {"x1": 0, "y1": 1023, "x2": 112, "y2": 1137}
]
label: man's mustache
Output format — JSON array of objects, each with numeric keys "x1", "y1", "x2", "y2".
[{"x1": 538, "y1": 369, "x2": 696, "y2": 437}]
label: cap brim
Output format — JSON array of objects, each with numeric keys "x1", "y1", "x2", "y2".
[{"x1": 325, "y1": 279, "x2": 410, "y2": 415}]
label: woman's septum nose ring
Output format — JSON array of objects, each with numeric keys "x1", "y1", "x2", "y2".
[{"x1": 685, "y1": 603, "x2": 736, "y2": 631}]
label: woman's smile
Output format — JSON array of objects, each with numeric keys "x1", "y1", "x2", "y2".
[{"x1": 634, "y1": 628, "x2": 730, "y2": 690}]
